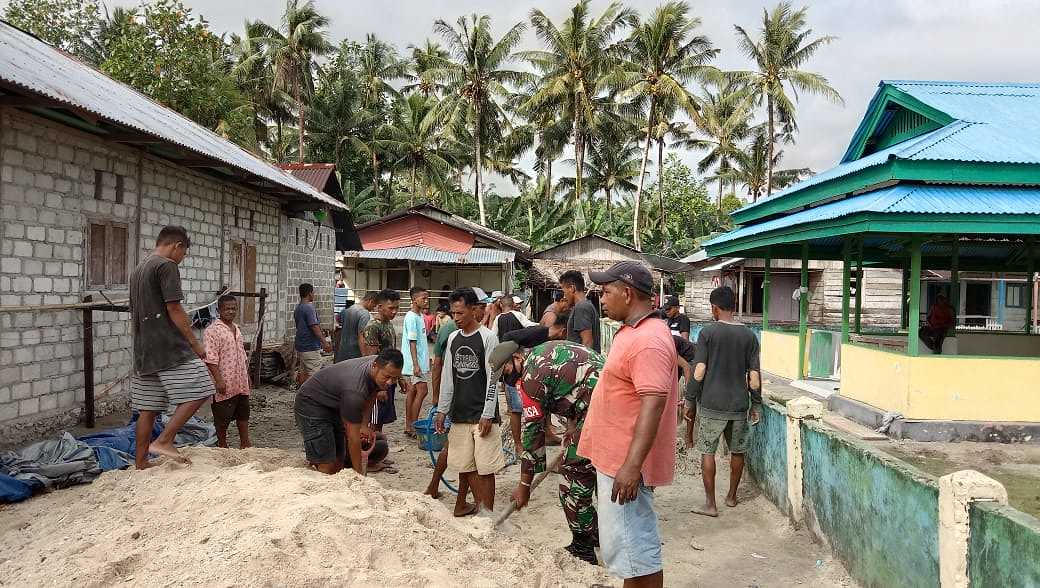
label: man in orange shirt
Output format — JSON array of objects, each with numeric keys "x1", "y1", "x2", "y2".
[{"x1": 578, "y1": 261, "x2": 678, "y2": 588}]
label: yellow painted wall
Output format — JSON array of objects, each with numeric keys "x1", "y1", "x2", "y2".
[
  {"x1": 761, "y1": 330, "x2": 802, "y2": 381},
  {"x1": 840, "y1": 343, "x2": 1040, "y2": 422}
]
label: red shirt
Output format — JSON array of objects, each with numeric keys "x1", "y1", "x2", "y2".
[
  {"x1": 203, "y1": 320, "x2": 251, "y2": 401},
  {"x1": 577, "y1": 313, "x2": 678, "y2": 487}
]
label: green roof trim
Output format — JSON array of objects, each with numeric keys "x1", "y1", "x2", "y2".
[{"x1": 843, "y1": 84, "x2": 956, "y2": 162}]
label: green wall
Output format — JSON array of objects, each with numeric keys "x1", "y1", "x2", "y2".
[
  {"x1": 800, "y1": 422, "x2": 940, "y2": 588},
  {"x1": 746, "y1": 400, "x2": 788, "y2": 515},
  {"x1": 969, "y1": 502, "x2": 1040, "y2": 587}
]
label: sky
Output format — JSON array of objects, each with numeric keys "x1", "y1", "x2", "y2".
[{"x1": 109, "y1": 0, "x2": 1040, "y2": 191}]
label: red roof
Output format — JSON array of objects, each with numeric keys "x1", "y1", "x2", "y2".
[
  {"x1": 278, "y1": 163, "x2": 336, "y2": 194},
  {"x1": 359, "y1": 215, "x2": 474, "y2": 254}
]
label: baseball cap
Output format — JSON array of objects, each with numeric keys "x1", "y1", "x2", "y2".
[
  {"x1": 663, "y1": 295, "x2": 680, "y2": 308},
  {"x1": 488, "y1": 340, "x2": 521, "y2": 371},
  {"x1": 589, "y1": 261, "x2": 654, "y2": 296},
  {"x1": 491, "y1": 290, "x2": 506, "y2": 299},
  {"x1": 471, "y1": 287, "x2": 494, "y2": 304}
]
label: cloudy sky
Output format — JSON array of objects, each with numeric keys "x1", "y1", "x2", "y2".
[{"x1": 112, "y1": 0, "x2": 1040, "y2": 185}]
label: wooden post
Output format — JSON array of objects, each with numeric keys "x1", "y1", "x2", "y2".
[
  {"x1": 908, "y1": 238, "x2": 923, "y2": 356},
  {"x1": 798, "y1": 243, "x2": 809, "y2": 380},
  {"x1": 900, "y1": 268, "x2": 910, "y2": 330},
  {"x1": 951, "y1": 240, "x2": 960, "y2": 330},
  {"x1": 762, "y1": 251, "x2": 771, "y2": 330},
  {"x1": 737, "y1": 265, "x2": 745, "y2": 317},
  {"x1": 854, "y1": 237, "x2": 863, "y2": 334},
  {"x1": 254, "y1": 287, "x2": 267, "y2": 385},
  {"x1": 82, "y1": 295, "x2": 95, "y2": 428},
  {"x1": 841, "y1": 240, "x2": 851, "y2": 344}
]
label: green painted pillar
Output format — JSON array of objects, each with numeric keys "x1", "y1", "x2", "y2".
[
  {"x1": 841, "y1": 240, "x2": 851, "y2": 343},
  {"x1": 951, "y1": 240, "x2": 960, "y2": 330},
  {"x1": 908, "y1": 238, "x2": 923, "y2": 356},
  {"x1": 762, "y1": 251, "x2": 771, "y2": 330},
  {"x1": 854, "y1": 237, "x2": 864, "y2": 334},
  {"x1": 798, "y1": 243, "x2": 809, "y2": 379}
]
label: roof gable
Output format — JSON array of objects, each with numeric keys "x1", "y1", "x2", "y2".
[
  {"x1": 354, "y1": 204, "x2": 529, "y2": 252},
  {"x1": 842, "y1": 83, "x2": 955, "y2": 162}
]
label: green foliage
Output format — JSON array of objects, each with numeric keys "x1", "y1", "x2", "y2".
[
  {"x1": 641, "y1": 154, "x2": 732, "y2": 256},
  {"x1": 4, "y1": 0, "x2": 104, "y2": 62},
  {"x1": 100, "y1": 0, "x2": 242, "y2": 132}
]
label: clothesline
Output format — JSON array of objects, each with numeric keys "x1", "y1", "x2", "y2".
[{"x1": 0, "y1": 288, "x2": 232, "y2": 314}]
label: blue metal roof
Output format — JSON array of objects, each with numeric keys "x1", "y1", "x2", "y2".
[{"x1": 705, "y1": 184, "x2": 1040, "y2": 247}]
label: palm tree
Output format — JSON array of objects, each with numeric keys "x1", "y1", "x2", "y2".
[
  {"x1": 430, "y1": 14, "x2": 528, "y2": 225},
  {"x1": 522, "y1": 1, "x2": 637, "y2": 211},
  {"x1": 340, "y1": 180, "x2": 381, "y2": 224},
  {"x1": 381, "y1": 93, "x2": 460, "y2": 204},
  {"x1": 732, "y1": 129, "x2": 811, "y2": 201},
  {"x1": 258, "y1": 0, "x2": 334, "y2": 162},
  {"x1": 231, "y1": 20, "x2": 290, "y2": 154},
  {"x1": 733, "y1": 2, "x2": 842, "y2": 196},
  {"x1": 575, "y1": 124, "x2": 641, "y2": 223},
  {"x1": 357, "y1": 33, "x2": 408, "y2": 107},
  {"x1": 610, "y1": 1, "x2": 718, "y2": 249},
  {"x1": 690, "y1": 81, "x2": 754, "y2": 206},
  {"x1": 406, "y1": 40, "x2": 450, "y2": 97}
]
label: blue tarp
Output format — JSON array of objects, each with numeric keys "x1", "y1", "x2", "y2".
[{"x1": 0, "y1": 473, "x2": 34, "y2": 502}]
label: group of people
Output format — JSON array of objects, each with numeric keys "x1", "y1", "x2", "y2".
[{"x1": 127, "y1": 225, "x2": 763, "y2": 588}]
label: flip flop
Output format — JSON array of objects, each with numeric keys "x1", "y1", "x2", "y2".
[
  {"x1": 691, "y1": 508, "x2": 719, "y2": 518},
  {"x1": 373, "y1": 464, "x2": 399, "y2": 474}
]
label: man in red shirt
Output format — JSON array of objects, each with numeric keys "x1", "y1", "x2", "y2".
[
  {"x1": 579, "y1": 261, "x2": 678, "y2": 588},
  {"x1": 920, "y1": 293, "x2": 955, "y2": 353}
]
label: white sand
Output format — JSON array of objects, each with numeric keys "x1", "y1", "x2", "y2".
[{"x1": 0, "y1": 447, "x2": 611, "y2": 587}]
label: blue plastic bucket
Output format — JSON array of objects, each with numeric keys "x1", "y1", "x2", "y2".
[{"x1": 414, "y1": 418, "x2": 447, "y2": 452}]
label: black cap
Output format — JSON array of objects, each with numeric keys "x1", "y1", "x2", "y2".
[
  {"x1": 663, "y1": 295, "x2": 680, "y2": 308},
  {"x1": 589, "y1": 261, "x2": 654, "y2": 296}
]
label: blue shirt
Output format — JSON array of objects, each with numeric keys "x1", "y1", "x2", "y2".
[
  {"x1": 294, "y1": 302, "x2": 322, "y2": 352},
  {"x1": 401, "y1": 310, "x2": 430, "y2": 375}
]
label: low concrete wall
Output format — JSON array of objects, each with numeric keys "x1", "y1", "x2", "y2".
[
  {"x1": 800, "y1": 421, "x2": 940, "y2": 587},
  {"x1": 969, "y1": 502, "x2": 1040, "y2": 587},
  {"x1": 761, "y1": 329, "x2": 802, "y2": 381},
  {"x1": 747, "y1": 399, "x2": 789, "y2": 516},
  {"x1": 956, "y1": 331, "x2": 1040, "y2": 357}
]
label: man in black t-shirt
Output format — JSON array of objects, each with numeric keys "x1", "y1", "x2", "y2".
[
  {"x1": 560, "y1": 270, "x2": 601, "y2": 352},
  {"x1": 662, "y1": 295, "x2": 691, "y2": 340}
]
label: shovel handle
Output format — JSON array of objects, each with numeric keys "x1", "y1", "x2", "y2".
[{"x1": 494, "y1": 448, "x2": 568, "y2": 527}]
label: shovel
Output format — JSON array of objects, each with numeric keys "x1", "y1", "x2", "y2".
[
  {"x1": 359, "y1": 439, "x2": 375, "y2": 476},
  {"x1": 494, "y1": 448, "x2": 568, "y2": 528}
]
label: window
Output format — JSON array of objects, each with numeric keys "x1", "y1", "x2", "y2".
[
  {"x1": 229, "y1": 239, "x2": 258, "y2": 324},
  {"x1": 1006, "y1": 283, "x2": 1028, "y2": 308},
  {"x1": 234, "y1": 206, "x2": 255, "y2": 230},
  {"x1": 87, "y1": 222, "x2": 129, "y2": 288},
  {"x1": 93, "y1": 170, "x2": 124, "y2": 203}
]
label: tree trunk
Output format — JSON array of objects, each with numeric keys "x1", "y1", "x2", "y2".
[
  {"x1": 766, "y1": 93, "x2": 775, "y2": 197},
  {"x1": 657, "y1": 139, "x2": 665, "y2": 237},
  {"x1": 296, "y1": 84, "x2": 305, "y2": 162},
  {"x1": 371, "y1": 152, "x2": 381, "y2": 214},
  {"x1": 718, "y1": 176, "x2": 724, "y2": 209},
  {"x1": 545, "y1": 158, "x2": 553, "y2": 202},
  {"x1": 632, "y1": 99, "x2": 656, "y2": 250},
  {"x1": 605, "y1": 186, "x2": 612, "y2": 223},
  {"x1": 574, "y1": 121, "x2": 584, "y2": 208},
  {"x1": 474, "y1": 108, "x2": 486, "y2": 225},
  {"x1": 410, "y1": 163, "x2": 417, "y2": 206},
  {"x1": 276, "y1": 118, "x2": 284, "y2": 163}
]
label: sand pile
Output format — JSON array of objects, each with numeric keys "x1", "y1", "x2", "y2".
[{"x1": 0, "y1": 447, "x2": 611, "y2": 587}]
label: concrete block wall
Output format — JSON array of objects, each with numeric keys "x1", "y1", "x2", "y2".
[
  {"x1": 282, "y1": 216, "x2": 336, "y2": 342},
  {"x1": 0, "y1": 108, "x2": 329, "y2": 443}
]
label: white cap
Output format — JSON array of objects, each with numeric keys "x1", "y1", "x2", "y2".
[
  {"x1": 491, "y1": 290, "x2": 506, "y2": 299},
  {"x1": 471, "y1": 287, "x2": 494, "y2": 303}
]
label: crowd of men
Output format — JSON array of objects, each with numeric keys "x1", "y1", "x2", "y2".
[{"x1": 128, "y1": 225, "x2": 763, "y2": 588}]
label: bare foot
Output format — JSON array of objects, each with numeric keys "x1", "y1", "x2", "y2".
[
  {"x1": 725, "y1": 496, "x2": 738, "y2": 508},
  {"x1": 134, "y1": 460, "x2": 157, "y2": 470},
  {"x1": 454, "y1": 502, "x2": 478, "y2": 517},
  {"x1": 692, "y1": 506, "x2": 719, "y2": 518},
  {"x1": 149, "y1": 441, "x2": 190, "y2": 464},
  {"x1": 423, "y1": 488, "x2": 442, "y2": 500}
]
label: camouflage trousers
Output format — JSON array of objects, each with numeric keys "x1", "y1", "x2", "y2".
[{"x1": 559, "y1": 441, "x2": 597, "y2": 538}]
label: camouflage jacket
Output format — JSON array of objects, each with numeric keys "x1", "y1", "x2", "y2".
[
  {"x1": 361, "y1": 318, "x2": 397, "y2": 353},
  {"x1": 519, "y1": 341, "x2": 604, "y2": 477}
]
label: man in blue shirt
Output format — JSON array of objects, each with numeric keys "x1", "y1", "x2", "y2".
[
  {"x1": 295, "y1": 283, "x2": 331, "y2": 385},
  {"x1": 402, "y1": 286, "x2": 432, "y2": 437}
]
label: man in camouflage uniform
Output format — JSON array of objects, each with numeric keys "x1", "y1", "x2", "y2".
[{"x1": 510, "y1": 340, "x2": 604, "y2": 565}]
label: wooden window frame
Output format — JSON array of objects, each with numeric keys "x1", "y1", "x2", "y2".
[
  {"x1": 85, "y1": 220, "x2": 130, "y2": 289},
  {"x1": 92, "y1": 169, "x2": 125, "y2": 204},
  {"x1": 1006, "y1": 283, "x2": 1027, "y2": 309}
]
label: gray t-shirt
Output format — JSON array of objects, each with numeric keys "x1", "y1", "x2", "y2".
[
  {"x1": 295, "y1": 356, "x2": 378, "y2": 423},
  {"x1": 335, "y1": 303, "x2": 371, "y2": 362},
  {"x1": 130, "y1": 254, "x2": 194, "y2": 375},
  {"x1": 567, "y1": 299, "x2": 601, "y2": 352},
  {"x1": 690, "y1": 322, "x2": 761, "y2": 419}
]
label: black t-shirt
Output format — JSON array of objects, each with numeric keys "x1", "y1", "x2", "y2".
[
  {"x1": 130, "y1": 255, "x2": 195, "y2": 375},
  {"x1": 567, "y1": 299, "x2": 601, "y2": 352},
  {"x1": 503, "y1": 326, "x2": 551, "y2": 349},
  {"x1": 667, "y1": 313, "x2": 691, "y2": 337},
  {"x1": 449, "y1": 330, "x2": 498, "y2": 423},
  {"x1": 691, "y1": 322, "x2": 761, "y2": 418},
  {"x1": 496, "y1": 312, "x2": 524, "y2": 340},
  {"x1": 295, "y1": 356, "x2": 378, "y2": 423},
  {"x1": 673, "y1": 335, "x2": 696, "y2": 363}
]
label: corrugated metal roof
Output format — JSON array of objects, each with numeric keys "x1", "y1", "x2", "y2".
[
  {"x1": 356, "y1": 204, "x2": 529, "y2": 251},
  {"x1": 706, "y1": 184, "x2": 1040, "y2": 247},
  {"x1": 279, "y1": 163, "x2": 336, "y2": 193},
  {"x1": 342, "y1": 246, "x2": 514, "y2": 264},
  {"x1": 0, "y1": 21, "x2": 345, "y2": 210}
]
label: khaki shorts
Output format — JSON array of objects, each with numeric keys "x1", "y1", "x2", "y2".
[
  {"x1": 447, "y1": 422, "x2": 506, "y2": 475},
  {"x1": 297, "y1": 350, "x2": 324, "y2": 375},
  {"x1": 695, "y1": 414, "x2": 750, "y2": 455},
  {"x1": 405, "y1": 372, "x2": 430, "y2": 385}
]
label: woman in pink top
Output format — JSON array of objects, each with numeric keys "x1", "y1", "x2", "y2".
[{"x1": 578, "y1": 261, "x2": 677, "y2": 588}]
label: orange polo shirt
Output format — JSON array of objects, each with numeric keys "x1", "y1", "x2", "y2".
[{"x1": 577, "y1": 313, "x2": 678, "y2": 487}]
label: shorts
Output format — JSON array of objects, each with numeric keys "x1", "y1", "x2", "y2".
[
  {"x1": 130, "y1": 359, "x2": 215, "y2": 412},
  {"x1": 447, "y1": 422, "x2": 506, "y2": 475},
  {"x1": 297, "y1": 350, "x2": 324, "y2": 375},
  {"x1": 405, "y1": 372, "x2": 430, "y2": 385},
  {"x1": 696, "y1": 414, "x2": 750, "y2": 454},
  {"x1": 295, "y1": 406, "x2": 390, "y2": 466},
  {"x1": 505, "y1": 383, "x2": 522, "y2": 414},
  {"x1": 596, "y1": 470, "x2": 662, "y2": 579},
  {"x1": 371, "y1": 384, "x2": 397, "y2": 425},
  {"x1": 211, "y1": 394, "x2": 250, "y2": 423}
]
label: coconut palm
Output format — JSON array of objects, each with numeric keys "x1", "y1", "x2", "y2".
[
  {"x1": 381, "y1": 93, "x2": 461, "y2": 204},
  {"x1": 610, "y1": 0, "x2": 718, "y2": 248},
  {"x1": 576, "y1": 128, "x2": 641, "y2": 223},
  {"x1": 341, "y1": 180, "x2": 381, "y2": 224},
  {"x1": 231, "y1": 20, "x2": 290, "y2": 154},
  {"x1": 690, "y1": 81, "x2": 755, "y2": 206},
  {"x1": 406, "y1": 39, "x2": 450, "y2": 97},
  {"x1": 733, "y1": 2, "x2": 842, "y2": 196},
  {"x1": 732, "y1": 129, "x2": 811, "y2": 201},
  {"x1": 255, "y1": 0, "x2": 334, "y2": 162},
  {"x1": 357, "y1": 33, "x2": 409, "y2": 107},
  {"x1": 522, "y1": 1, "x2": 637, "y2": 211},
  {"x1": 429, "y1": 14, "x2": 528, "y2": 225}
]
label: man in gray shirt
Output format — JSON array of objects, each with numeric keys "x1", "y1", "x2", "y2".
[
  {"x1": 295, "y1": 349, "x2": 403, "y2": 474},
  {"x1": 335, "y1": 291, "x2": 375, "y2": 362},
  {"x1": 560, "y1": 270, "x2": 601, "y2": 352},
  {"x1": 129, "y1": 226, "x2": 214, "y2": 469}
]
